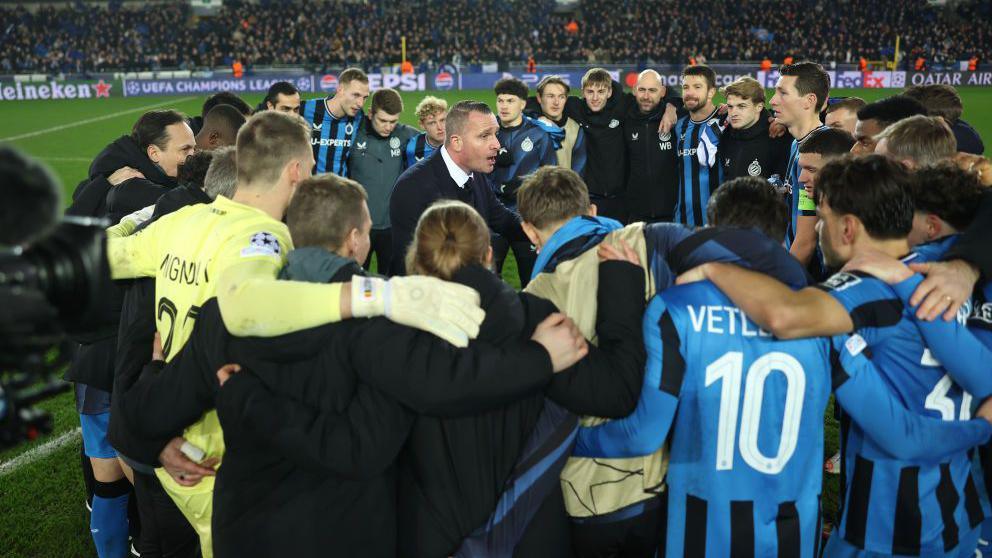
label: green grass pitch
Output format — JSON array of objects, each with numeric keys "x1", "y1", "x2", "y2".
[{"x1": 1, "y1": 87, "x2": 990, "y2": 557}]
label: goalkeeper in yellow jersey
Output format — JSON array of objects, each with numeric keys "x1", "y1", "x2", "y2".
[{"x1": 105, "y1": 111, "x2": 485, "y2": 557}]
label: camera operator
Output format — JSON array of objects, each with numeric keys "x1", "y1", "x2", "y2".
[{"x1": 1, "y1": 145, "x2": 125, "y2": 555}]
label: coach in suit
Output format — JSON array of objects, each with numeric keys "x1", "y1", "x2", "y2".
[{"x1": 389, "y1": 100, "x2": 528, "y2": 275}]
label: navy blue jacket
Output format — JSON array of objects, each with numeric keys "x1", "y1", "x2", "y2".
[{"x1": 388, "y1": 149, "x2": 527, "y2": 275}]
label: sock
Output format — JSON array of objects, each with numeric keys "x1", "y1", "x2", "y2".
[{"x1": 91, "y1": 478, "x2": 131, "y2": 558}]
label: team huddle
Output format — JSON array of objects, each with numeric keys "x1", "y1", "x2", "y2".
[{"x1": 57, "y1": 60, "x2": 992, "y2": 558}]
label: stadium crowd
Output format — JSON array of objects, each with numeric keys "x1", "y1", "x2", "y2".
[
  {"x1": 22, "y1": 52, "x2": 992, "y2": 558},
  {"x1": 0, "y1": 0, "x2": 989, "y2": 73}
]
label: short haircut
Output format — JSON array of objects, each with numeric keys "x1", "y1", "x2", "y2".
[
  {"x1": 799, "y1": 128, "x2": 856, "y2": 156},
  {"x1": 826, "y1": 97, "x2": 867, "y2": 115},
  {"x1": 202, "y1": 104, "x2": 247, "y2": 138},
  {"x1": 338, "y1": 68, "x2": 369, "y2": 87},
  {"x1": 516, "y1": 166, "x2": 590, "y2": 229},
  {"x1": 202, "y1": 92, "x2": 252, "y2": 118},
  {"x1": 537, "y1": 75, "x2": 570, "y2": 96},
  {"x1": 721, "y1": 76, "x2": 765, "y2": 105},
  {"x1": 177, "y1": 150, "x2": 213, "y2": 190},
  {"x1": 264, "y1": 81, "x2": 299, "y2": 105},
  {"x1": 856, "y1": 95, "x2": 927, "y2": 128},
  {"x1": 876, "y1": 115, "x2": 957, "y2": 166},
  {"x1": 203, "y1": 146, "x2": 237, "y2": 199},
  {"x1": 682, "y1": 64, "x2": 717, "y2": 90},
  {"x1": 286, "y1": 174, "x2": 368, "y2": 250},
  {"x1": 494, "y1": 77, "x2": 528, "y2": 100},
  {"x1": 707, "y1": 177, "x2": 788, "y2": 241},
  {"x1": 406, "y1": 200, "x2": 490, "y2": 280},
  {"x1": 445, "y1": 100, "x2": 493, "y2": 142},
  {"x1": 415, "y1": 96, "x2": 449, "y2": 121},
  {"x1": 132, "y1": 110, "x2": 188, "y2": 151},
  {"x1": 370, "y1": 88, "x2": 403, "y2": 115},
  {"x1": 0, "y1": 145, "x2": 60, "y2": 246},
  {"x1": 903, "y1": 84, "x2": 964, "y2": 123},
  {"x1": 814, "y1": 154, "x2": 915, "y2": 240},
  {"x1": 779, "y1": 61, "x2": 831, "y2": 111},
  {"x1": 236, "y1": 111, "x2": 311, "y2": 187},
  {"x1": 581, "y1": 68, "x2": 612, "y2": 89},
  {"x1": 910, "y1": 162, "x2": 984, "y2": 230}
]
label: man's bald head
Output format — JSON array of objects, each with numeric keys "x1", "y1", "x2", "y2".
[
  {"x1": 634, "y1": 69, "x2": 666, "y2": 114},
  {"x1": 195, "y1": 104, "x2": 247, "y2": 150}
]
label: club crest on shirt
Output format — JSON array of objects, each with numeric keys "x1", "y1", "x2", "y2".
[
  {"x1": 345, "y1": 123, "x2": 355, "y2": 135},
  {"x1": 521, "y1": 137, "x2": 534, "y2": 152},
  {"x1": 389, "y1": 137, "x2": 401, "y2": 149},
  {"x1": 821, "y1": 272, "x2": 861, "y2": 292},
  {"x1": 609, "y1": 119, "x2": 620, "y2": 129},
  {"x1": 748, "y1": 159, "x2": 762, "y2": 176},
  {"x1": 659, "y1": 131, "x2": 672, "y2": 141},
  {"x1": 242, "y1": 232, "x2": 281, "y2": 258}
]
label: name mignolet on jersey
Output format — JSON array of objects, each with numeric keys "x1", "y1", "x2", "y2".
[
  {"x1": 159, "y1": 253, "x2": 209, "y2": 286},
  {"x1": 686, "y1": 305, "x2": 773, "y2": 337}
]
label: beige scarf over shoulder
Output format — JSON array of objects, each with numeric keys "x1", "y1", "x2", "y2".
[{"x1": 524, "y1": 222, "x2": 670, "y2": 518}]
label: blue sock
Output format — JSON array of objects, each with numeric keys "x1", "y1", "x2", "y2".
[{"x1": 90, "y1": 480, "x2": 130, "y2": 558}]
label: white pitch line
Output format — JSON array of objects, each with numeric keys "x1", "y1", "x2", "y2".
[
  {"x1": 0, "y1": 97, "x2": 197, "y2": 142},
  {"x1": 0, "y1": 427, "x2": 81, "y2": 477}
]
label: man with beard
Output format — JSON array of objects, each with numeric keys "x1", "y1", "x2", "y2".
[
  {"x1": 674, "y1": 65, "x2": 723, "y2": 227},
  {"x1": 527, "y1": 68, "x2": 680, "y2": 223},
  {"x1": 718, "y1": 76, "x2": 791, "y2": 183},
  {"x1": 624, "y1": 70, "x2": 679, "y2": 224}
]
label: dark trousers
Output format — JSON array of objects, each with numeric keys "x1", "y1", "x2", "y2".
[
  {"x1": 492, "y1": 235, "x2": 537, "y2": 288},
  {"x1": 570, "y1": 495, "x2": 667, "y2": 558},
  {"x1": 132, "y1": 470, "x2": 201, "y2": 558},
  {"x1": 590, "y1": 196, "x2": 628, "y2": 225},
  {"x1": 364, "y1": 228, "x2": 393, "y2": 276}
]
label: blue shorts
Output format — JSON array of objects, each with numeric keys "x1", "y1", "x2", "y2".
[
  {"x1": 75, "y1": 382, "x2": 111, "y2": 415},
  {"x1": 80, "y1": 412, "x2": 117, "y2": 459}
]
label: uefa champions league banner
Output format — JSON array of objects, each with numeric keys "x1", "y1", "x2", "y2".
[{"x1": 122, "y1": 75, "x2": 316, "y2": 97}]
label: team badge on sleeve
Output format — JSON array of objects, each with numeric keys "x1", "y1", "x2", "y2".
[{"x1": 241, "y1": 232, "x2": 282, "y2": 258}]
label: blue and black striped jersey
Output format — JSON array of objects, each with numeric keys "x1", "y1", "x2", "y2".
[
  {"x1": 675, "y1": 108, "x2": 724, "y2": 227},
  {"x1": 784, "y1": 125, "x2": 827, "y2": 248},
  {"x1": 575, "y1": 281, "x2": 991, "y2": 558},
  {"x1": 300, "y1": 98, "x2": 363, "y2": 176},
  {"x1": 403, "y1": 132, "x2": 438, "y2": 170},
  {"x1": 819, "y1": 236, "x2": 992, "y2": 555}
]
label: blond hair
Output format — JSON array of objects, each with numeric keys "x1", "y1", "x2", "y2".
[
  {"x1": 876, "y1": 115, "x2": 957, "y2": 167},
  {"x1": 406, "y1": 200, "x2": 490, "y2": 280},
  {"x1": 415, "y1": 96, "x2": 449, "y2": 122}
]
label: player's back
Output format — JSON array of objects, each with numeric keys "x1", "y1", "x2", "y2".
[
  {"x1": 145, "y1": 195, "x2": 292, "y2": 363},
  {"x1": 659, "y1": 281, "x2": 833, "y2": 557},
  {"x1": 818, "y1": 242, "x2": 987, "y2": 555}
]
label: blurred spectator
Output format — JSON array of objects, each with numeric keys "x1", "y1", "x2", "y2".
[{"x1": 0, "y1": 0, "x2": 988, "y2": 72}]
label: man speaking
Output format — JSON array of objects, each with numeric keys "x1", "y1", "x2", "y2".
[{"x1": 389, "y1": 101, "x2": 529, "y2": 275}]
